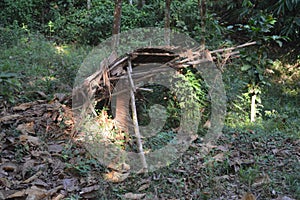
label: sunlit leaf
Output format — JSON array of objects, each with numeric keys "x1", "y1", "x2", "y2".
[
  {"x1": 276, "y1": 40, "x2": 283, "y2": 47},
  {"x1": 241, "y1": 65, "x2": 252, "y2": 71}
]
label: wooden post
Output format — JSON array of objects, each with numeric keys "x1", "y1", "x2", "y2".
[
  {"x1": 127, "y1": 59, "x2": 148, "y2": 172},
  {"x1": 251, "y1": 94, "x2": 256, "y2": 122}
]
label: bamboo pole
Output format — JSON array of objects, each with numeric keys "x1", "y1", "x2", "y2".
[
  {"x1": 127, "y1": 59, "x2": 148, "y2": 172},
  {"x1": 210, "y1": 41, "x2": 256, "y2": 54}
]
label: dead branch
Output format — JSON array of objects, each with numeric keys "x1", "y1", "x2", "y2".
[{"x1": 210, "y1": 41, "x2": 256, "y2": 54}]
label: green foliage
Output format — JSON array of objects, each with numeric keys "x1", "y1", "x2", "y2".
[
  {"x1": 62, "y1": 142, "x2": 104, "y2": 176},
  {"x1": 170, "y1": 0, "x2": 199, "y2": 32},
  {"x1": 65, "y1": 159, "x2": 92, "y2": 176},
  {"x1": 223, "y1": 66, "x2": 250, "y2": 124},
  {"x1": 168, "y1": 68, "x2": 210, "y2": 133},
  {"x1": 271, "y1": 0, "x2": 300, "y2": 38},
  {"x1": 224, "y1": 47, "x2": 270, "y2": 124},
  {"x1": 0, "y1": 26, "x2": 89, "y2": 104},
  {"x1": 261, "y1": 58, "x2": 300, "y2": 138},
  {"x1": 64, "y1": 195, "x2": 82, "y2": 200},
  {"x1": 239, "y1": 164, "x2": 260, "y2": 186},
  {"x1": 218, "y1": 0, "x2": 299, "y2": 126},
  {"x1": 143, "y1": 131, "x2": 176, "y2": 151},
  {"x1": 130, "y1": 67, "x2": 210, "y2": 152},
  {"x1": 171, "y1": 68, "x2": 209, "y2": 112},
  {"x1": 1, "y1": 1, "x2": 292, "y2": 48},
  {"x1": 214, "y1": 0, "x2": 300, "y2": 41},
  {"x1": 0, "y1": 0, "x2": 45, "y2": 29},
  {"x1": 0, "y1": 72, "x2": 22, "y2": 103},
  {"x1": 285, "y1": 169, "x2": 300, "y2": 199},
  {"x1": 167, "y1": 0, "x2": 228, "y2": 48},
  {"x1": 0, "y1": 25, "x2": 28, "y2": 48},
  {"x1": 1, "y1": 0, "x2": 299, "y2": 46},
  {"x1": 0, "y1": 0, "x2": 164, "y2": 44}
]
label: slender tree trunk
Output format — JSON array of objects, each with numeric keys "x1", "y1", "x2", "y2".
[
  {"x1": 112, "y1": 0, "x2": 122, "y2": 35},
  {"x1": 112, "y1": 0, "x2": 129, "y2": 132},
  {"x1": 198, "y1": 0, "x2": 206, "y2": 50},
  {"x1": 87, "y1": 0, "x2": 91, "y2": 10},
  {"x1": 164, "y1": 0, "x2": 171, "y2": 45},
  {"x1": 137, "y1": 0, "x2": 145, "y2": 9},
  {"x1": 112, "y1": 0, "x2": 122, "y2": 49}
]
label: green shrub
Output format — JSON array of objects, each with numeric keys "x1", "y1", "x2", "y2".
[
  {"x1": 0, "y1": 72, "x2": 22, "y2": 103},
  {"x1": 0, "y1": 27, "x2": 90, "y2": 104}
]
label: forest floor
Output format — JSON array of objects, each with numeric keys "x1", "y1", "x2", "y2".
[{"x1": 0, "y1": 98, "x2": 299, "y2": 200}]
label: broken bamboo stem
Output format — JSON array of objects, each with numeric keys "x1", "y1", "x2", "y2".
[{"x1": 127, "y1": 58, "x2": 148, "y2": 172}]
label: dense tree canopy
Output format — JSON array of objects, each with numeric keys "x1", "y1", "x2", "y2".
[{"x1": 1, "y1": 0, "x2": 299, "y2": 45}]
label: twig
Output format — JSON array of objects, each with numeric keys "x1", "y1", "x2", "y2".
[{"x1": 23, "y1": 170, "x2": 43, "y2": 183}]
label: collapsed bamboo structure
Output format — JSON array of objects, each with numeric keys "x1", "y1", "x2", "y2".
[
  {"x1": 72, "y1": 42, "x2": 255, "y2": 122},
  {"x1": 72, "y1": 42, "x2": 255, "y2": 172}
]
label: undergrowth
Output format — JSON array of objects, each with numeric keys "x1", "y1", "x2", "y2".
[{"x1": 0, "y1": 27, "x2": 90, "y2": 105}]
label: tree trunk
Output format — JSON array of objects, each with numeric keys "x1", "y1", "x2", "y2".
[
  {"x1": 137, "y1": 0, "x2": 145, "y2": 9},
  {"x1": 164, "y1": 0, "x2": 171, "y2": 45},
  {"x1": 87, "y1": 0, "x2": 91, "y2": 10},
  {"x1": 198, "y1": 0, "x2": 206, "y2": 50},
  {"x1": 112, "y1": 0, "x2": 122, "y2": 49},
  {"x1": 112, "y1": 0, "x2": 128, "y2": 131}
]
